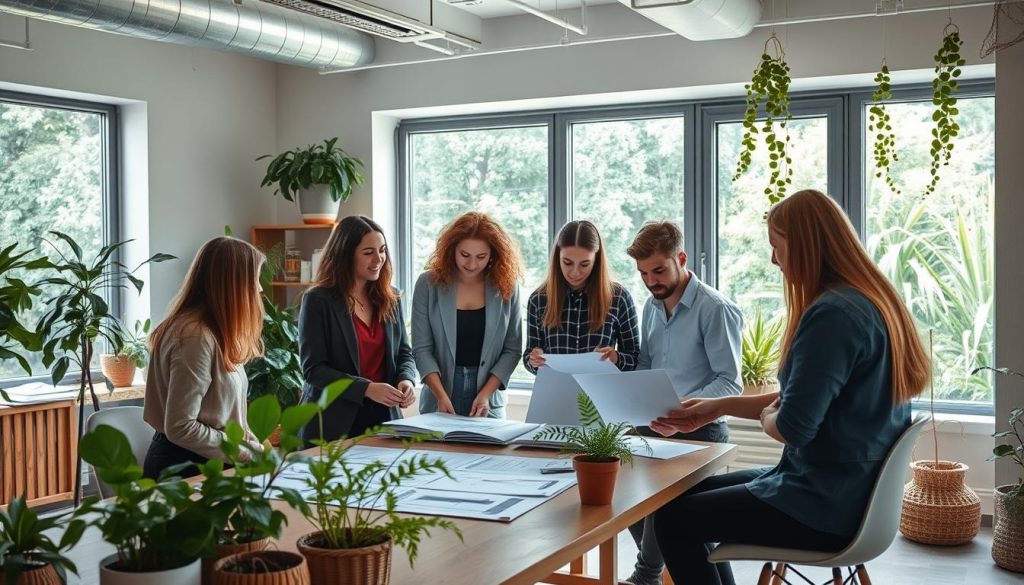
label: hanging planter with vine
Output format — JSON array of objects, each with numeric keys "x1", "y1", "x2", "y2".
[
  {"x1": 733, "y1": 33, "x2": 793, "y2": 205},
  {"x1": 869, "y1": 61, "x2": 901, "y2": 194},
  {"x1": 924, "y1": 22, "x2": 964, "y2": 198}
]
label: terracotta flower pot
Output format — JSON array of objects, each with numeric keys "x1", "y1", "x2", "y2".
[
  {"x1": 99, "y1": 555, "x2": 200, "y2": 585},
  {"x1": 573, "y1": 455, "x2": 620, "y2": 506},
  {"x1": 100, "y1": 354, "x2": 137, "y2": 388},
  {"x1": 203, "y1": 535, "x2": 271, "y2": 584},
  {"x1": 212, "y1": 551, "x2": 309, "y2": 585},
  {"x1": 899, "y1": 460, "x2": 981, "y2": 545},
  {"x1": 0, "y1": 563, "x2": 62, "y2": 585},
  {"x1": 297, "y1": 531, "x2": 392, "y2": 585},
  {"x1": 992, "y1": 485, "x2": 1024, "y2": 573}
]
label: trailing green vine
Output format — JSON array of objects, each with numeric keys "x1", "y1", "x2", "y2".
[
  {"x1": 733, "y1": 33, "x2": 793, "y2": 205},
  {"x1": 869, "y1": 61, "x2": 900, "y2": 194},
  {"x1": 925, "y1": 23, "x2": 964, "y2": 198}
]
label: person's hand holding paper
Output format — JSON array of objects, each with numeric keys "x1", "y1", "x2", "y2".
[{"x1": 650, "y1": 397, "x2": 723, "y2": 437}]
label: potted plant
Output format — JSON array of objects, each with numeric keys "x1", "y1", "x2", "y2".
[
  {"x1": 741, "y1": 310, "x2": 782, "y2": 395},
  {"x1": 257, "y1": 138, "x2": 365, "y2": 225},
  {"x1": 0, "y1": 243, "x2": 51, "y2": 379},
  {"x1": 535, "y1": 392, "x2": 645, "y2": 506},
  {"x1": 100, "y1": 319, "x2": 150, "y2": 389},
  {"x1": 294, "y1": 417, "x2": 462, "y2": 584},
  {"x1": 0, "y1": 495, "x2": 86, "y2": 585},
  {"x1": 197, "y1": 391, "x2": 330, "y2": 585},
  {"x1": 35, "y1": 231, "x2": 175, "y2": 503},
  {"x1": 972, "y1": 366, "x2": 1024, "y2": 572},
  {"x1": 77, "y1": 424, "x2": 213, "y2": 585}
]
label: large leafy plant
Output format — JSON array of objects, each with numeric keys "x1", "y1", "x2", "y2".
[
  {"x1": 971, "y1": 366, "x2": 1023, "y2": 499},
  {"x1": 0, "y1": 243, "x2": 50, "y2": 377},
  {"x1": 536, "y1": 392, "x2": 643, "y2": 464},
  {"x1": 0, "y1": 495, "x2": 86, "y2": 584},
  {"x1": 741, "y1": 310, "x2": 783, "y2": 386},
  {"x1": 257, "y1": 138, "x2": 365, "y2": 203},
  {"x1": 77, "y1": 425, "x2": 213, "y2": 572},
  {"x1": 247, "y1": 241, "x2": 302, "y2": 407},
  {"x1": 34, "y1": 231, "x2": 174, "y2": 502}
]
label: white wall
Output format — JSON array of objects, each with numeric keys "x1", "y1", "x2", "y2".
[{"x1": 0, "y1": 16, "x2": 279, "y2": 322}]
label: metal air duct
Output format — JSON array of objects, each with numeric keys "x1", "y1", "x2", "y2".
[{"x1": 0, "y1": 0, "x2": 375, "y2": 69}]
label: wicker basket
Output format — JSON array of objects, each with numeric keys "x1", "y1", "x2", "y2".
[
  {"x1": 100, "y1": 354, "x2": 136, "y2": 388},
  {"x1": 993, "y1": 485, "x2": 1024, "y2": 573},
  {"x1": 203, "y1": 535, "x2": 270, "y2": 584},
  {"x1": 212, "y1": 551, "x2": 309, "y2": 585},
  {"x1": 900, "y1": 460, "x2": 981, "y2": 545},
  {"x1": 297, "y1": 532, "x2": 392, "y2": 585},
  {"x1": 0, "y1": 564, "x2": 62, "y2": 585}
]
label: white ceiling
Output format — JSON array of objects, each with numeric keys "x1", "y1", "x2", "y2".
[{"x1": 443, "y1": 0, "x2": 618, "y2": 19}]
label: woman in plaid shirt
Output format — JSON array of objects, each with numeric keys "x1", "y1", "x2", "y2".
[{"x1": 523, "y1": 220, "x2": 640, "y2": 373}]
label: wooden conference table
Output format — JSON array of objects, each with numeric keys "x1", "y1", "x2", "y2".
[{"x1": 69, "y1": 437, "x2": 736, "y2": 585}]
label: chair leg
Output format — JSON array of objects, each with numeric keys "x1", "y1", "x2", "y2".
[
  {"x1": 769, "y1": 562, "x2": 787, "y2": 585},
  {"x1": 756, "y1": 562, "x2": 773, "y2": 585},
  {"x1": 855, "y1": 565, "x2": 872, "y2": 585},
  {"x1": 832, "y1": 567, "x2": 843, "y2": 585}
]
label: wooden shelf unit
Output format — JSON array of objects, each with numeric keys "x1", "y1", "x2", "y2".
[{"x1": 251, "y1": 223, "x2": 335, "y2": 307}]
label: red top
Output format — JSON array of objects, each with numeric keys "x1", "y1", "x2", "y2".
[{"x1": 353, "y1": 314, "x2": 386, "y2": 383}]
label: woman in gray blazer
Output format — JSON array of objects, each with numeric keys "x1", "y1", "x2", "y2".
[{"x1": 412, "y1": 212, "x2": 524, "y2": 419}]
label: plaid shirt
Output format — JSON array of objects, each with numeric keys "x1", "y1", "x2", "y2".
[{"x1": 523, "y1": 284, "x2": 640, "y2": 374}]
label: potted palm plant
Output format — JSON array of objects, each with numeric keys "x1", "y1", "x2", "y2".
[
  {"x1": 0, "y1": 496, "x2": 86, "y2": 585},
  {"x1": 78, "y1": 425, "x2": 213, "y2": 585},
  {"x1": 741, "y1": 310, "x2": 782, "y2": 395},
  {"x1": 100, "y1": 319, "x2": 150, "y2": 389},
  {"x1": 535, "y1": 392, "x2": 644, "y2": 505},
  {"x1": 972, "y1": 366, "x2": 1024, "y2": 572},
  {"x1": 257, "y1": 138, "x2": 365, "y2": 225}
]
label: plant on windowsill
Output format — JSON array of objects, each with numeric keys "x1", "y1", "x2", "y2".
[
  {"x1": 0, "y1": 495, "x2": 86, "y2": 585},
  {"x1": 77, "y1": 425, "x2": 213, "y2": 585},
  {"x1": 257, "y1": 138, "x2": 365, "y2": 225},
  {"x1": 294, "y1": 397, "x2": 462, "y2": 585},
  {"x1": 535, "y1": 392, "x2": 647, "y2": 505},
  {"x1": 100, "y1": 319, "x2": 150, "y2": 389},
  {"x1": 970, "y1": 366, "x2": 1024, "y2": 573},
  {"x1": 198, "y1": 387, "x2": 339, "y2": 585},
  {"x1": 35, "y1": 231, "x2": 175, "y2": 504},
  {"x1": 741, "y1": 310, "x2": 782, "y2": 395}
]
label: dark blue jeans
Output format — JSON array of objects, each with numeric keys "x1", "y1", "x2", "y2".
[
  {"x1": 450, "y1": 366, "x2": 505, "y2": 418},
  {"x1": 627, "y1": 421, "x2": 731, "y2": 581}
]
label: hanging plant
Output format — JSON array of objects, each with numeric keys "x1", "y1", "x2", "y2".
[
  {"x1": 925, "y1": 23, "x2": 964, "y2": 197},
  {"x1": 869, "y1": 61, "x2": 901, "y2": 194},
  {"x1": 733, "y1": 33, "x2": 793, "y2": 205}
]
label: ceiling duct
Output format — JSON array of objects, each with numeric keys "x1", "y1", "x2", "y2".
[
  {"x1": 0, "y1": 0, "x2": 375, "y2": 69},
  {"x1": 619, "y1": 0, "x2": 761, "y2": 41},
  {"x1": 262, "y1": 0, "x2": 454, "y2": 42}
]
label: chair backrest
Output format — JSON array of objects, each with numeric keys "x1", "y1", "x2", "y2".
[
  {"x1": 828, "y1": 413, "x2": 930, "y2": 566},
  {"x1": 84, "y1": 406, "x2": 153, "y2": 498}
]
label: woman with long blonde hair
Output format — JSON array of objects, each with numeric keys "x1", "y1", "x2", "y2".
[
  {"x1": 143, "y1": 236, "x2": 265, "y2": 479},
  {"x1": 297, "y1": 215, "x2": 416, "y2": 443},
  {"x1": 649, "y1": 189, "x2": 929, "y2": 585},
  {"x1": 523, "y1": 220, "x2": 639, "y2": 374},
  {"x1": 412, "y1": 212, "x2": 524, "y2": 418}
]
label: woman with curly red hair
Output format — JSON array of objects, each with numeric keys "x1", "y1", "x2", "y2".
[{"x1": 412, "y1": 212, "x2": 524, "y2": 418}]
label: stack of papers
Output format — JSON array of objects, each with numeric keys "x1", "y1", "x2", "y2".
[
  {"x1": 0, "y1": 382, "x2": 79, "y2": 405},
  {"x1": 381, "y1": 412, "x2": 543, "y2": 445}
]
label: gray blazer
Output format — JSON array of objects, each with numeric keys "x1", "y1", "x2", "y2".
[{"x1": 411, "y1": 271, "x2": 523, "y2": 415}]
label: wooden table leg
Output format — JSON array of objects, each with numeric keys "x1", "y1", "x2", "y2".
[
  {"x1": 770, "y1": 562, "x2": 787, "y2": 585},
  {"x1": 598, "y1": 537, "x2": 618, "y2": 585},
  {"x1": 570, "y1": 556, "x2": 587, "y2": 575}
]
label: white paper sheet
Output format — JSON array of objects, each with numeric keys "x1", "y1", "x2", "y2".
[
  {"x1": 543, "y1": 352, "x2": 619, "y2": 374},
  {"x1": 422, "y1": 471, "x2": 576, "y2": 497},
  {"x1": 625, "y1": 436, "x2": 708, "y2": 459},
  {"x1": 573, "y1": 369, "x2": 682, "y2": 427},
  {"x1": 525, "y1": 368, "x2": 587, "y2": 426}
]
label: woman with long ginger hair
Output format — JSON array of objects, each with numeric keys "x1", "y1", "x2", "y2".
[
  {"x1": 412, "y1": 212, "x2": 524, "y2": 418},
  {"x1": 143, "y1": 236, "x2": 265, "y2": 479},
  {"x1": 298, "y1": 215, "x2": 417, "y2": 443},
  {"x1": 523, "y1": 220, "x2": 639, "y2": 374},
  {"x1": 649, "y1": 190, "x2": 930, "y2": 585}
]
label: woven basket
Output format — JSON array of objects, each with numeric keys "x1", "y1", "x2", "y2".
[
  {"x1": 993, "y1": 485, "x2": 1024, "y2": 573},
  {"x1": 297, "y1": 532, "x2": 392, "y2": 585},
  {"x1": 900, "y1": 460, "x2": 981, "y2": 545},
  {"x1": 100, "y1": 354, "x2": 136, "y2": 388},
  {"x1": 0, "y1": 564, "x2": 62, "y2": 585},
  {"x1": 212, "y1": 551, "x2": 309, "y2": 585},
  {"x1": 203, "y1": 535, "x2": 270, "y2": 584}
]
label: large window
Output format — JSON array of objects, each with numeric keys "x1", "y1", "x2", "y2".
[
  {"x1": 399, "y1": 85, "x2": 995, "y2": 410},
  {"x1": 0, "y1": 92, "x2": 118, "y2": 383}
]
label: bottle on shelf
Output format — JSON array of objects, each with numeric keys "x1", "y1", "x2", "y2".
[{"x1": 284, "y1": 246, "x2": 302, "y2": 282}]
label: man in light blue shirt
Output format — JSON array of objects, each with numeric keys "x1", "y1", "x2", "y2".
[{"x1": 622, "y1": 221, "x2": 743, "y2": 585}]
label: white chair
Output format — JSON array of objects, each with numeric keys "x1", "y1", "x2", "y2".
[
  {"x1": 708, "y1": 414, "x2": 930, "y2": 585},
  {"x1": 84, "y1": 405, "x2": 154, "y2": 498}
]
